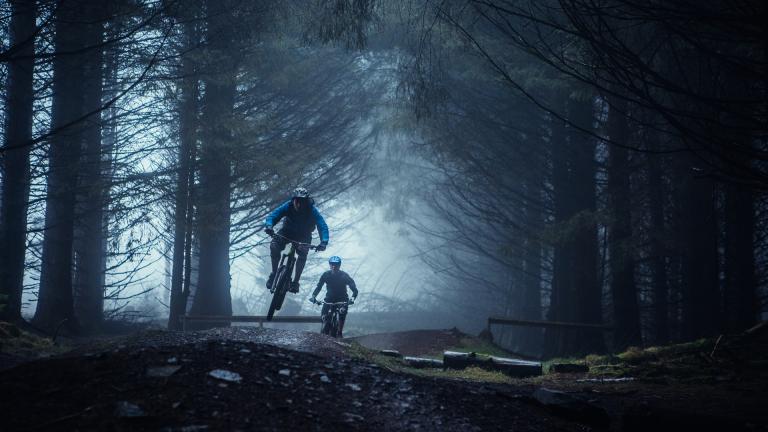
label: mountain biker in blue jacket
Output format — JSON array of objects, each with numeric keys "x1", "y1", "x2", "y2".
[
  {"x1": 311, "y1": 255, "x2": 358, "y2": 337},
  {"x1": 264, "y1": 187, "x2": 329, "y2": 293}
]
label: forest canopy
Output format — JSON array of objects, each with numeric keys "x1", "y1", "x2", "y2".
[{"x1": 0, "y1": 0, "x2": 765, "y2": 357}]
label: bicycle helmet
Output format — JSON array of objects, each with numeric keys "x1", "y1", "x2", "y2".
[
  {"x1": 329, "y1": 256, "x2": 342, "y2": 265},
  {"x1": 293, "y1": 187, "x2": 310, "y2": 199}
]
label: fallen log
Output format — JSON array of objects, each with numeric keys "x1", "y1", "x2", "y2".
[
  {"x1": 443, "y1": 351, "x2": 476, "y2": 369},
  {"x1": 550, "y1": 363, "x2": 589, "y2": 374},
  {"x1": 488, "y1": 356, "x2": 542, "y2": 377},
  {"x1": 443, "y1": 351, "x2": 542, "y2": 377},
  {"x1": 379, "y1": 350, "x2": 403, "y2": 358},
  {"x1": 403, "y1": 356, "x2": 443, "y2": 369}
]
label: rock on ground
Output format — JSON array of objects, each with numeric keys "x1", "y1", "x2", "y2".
[{"x1": 0, "y1": 327, "x2": 583, "y2": 431}]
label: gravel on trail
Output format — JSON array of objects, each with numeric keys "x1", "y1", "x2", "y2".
[
  {"x1": 7, "y1": 326, "x2": 764, "y2": 431},
  {"x1": 0, "y1": 327, "x2": 585, "y2": 431}
]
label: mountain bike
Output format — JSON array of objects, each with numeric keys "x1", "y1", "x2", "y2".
[
  {"x1": 267, "y1": 233, "x2": 317, "y2": 321},
  {"x1": 311, "y1": 299, "x2": 352, "y2": 338}
]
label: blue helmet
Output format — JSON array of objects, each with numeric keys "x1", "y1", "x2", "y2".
[{"x1": 329, "y1": 256, "x2": 342, "y2": 265}]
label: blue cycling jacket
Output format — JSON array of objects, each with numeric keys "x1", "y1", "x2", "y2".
[{"x1": 265, "y1": 200, "x2": 329, "y2": 243}]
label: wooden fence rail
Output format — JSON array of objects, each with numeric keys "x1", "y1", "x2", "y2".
[
  {"x1": 182, "y1": 315, "x2": 322, "y2": 331},
  {"x1": 487, "y1": 317, "x2": 613, "y2": 331}
]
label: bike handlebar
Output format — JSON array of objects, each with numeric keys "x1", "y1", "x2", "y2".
[
  {"x1": 310, "y1": 299, "x2": 353, "y2": 306},
  {"x1": 268, "y1": 231, "x2": 319, "y2": 249}
]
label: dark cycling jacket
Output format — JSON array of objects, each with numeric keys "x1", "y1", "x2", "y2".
[
  {"x1": 265, "y1": 200, "x2": 329, "y2": 243},
  {"x1": 313, "y1": 270, "x2": 358, "y2": 302}
]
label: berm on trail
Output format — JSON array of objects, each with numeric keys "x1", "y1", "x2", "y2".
[{"x1": 1, "y1": 325, "x2": 767, "y2": 431}]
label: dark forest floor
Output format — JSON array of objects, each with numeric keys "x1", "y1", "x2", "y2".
[{"x1": 1, "y1": 323, "x2": 767, "y2": 431}]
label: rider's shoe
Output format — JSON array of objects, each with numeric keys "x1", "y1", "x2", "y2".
[
  {"x1": 289, "y1": 281, "x2": 300, "y2": 293},
  {"x1": 266, "y1": 272, "x2": 275, "y2": 290}
]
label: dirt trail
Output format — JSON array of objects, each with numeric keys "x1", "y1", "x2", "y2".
[
  {"x1": 2, "y1": 326, "x2": 767, "y2": 431},
  {"x1": 115, "y1": 327, "x2": 351, "y2": 357},
  {"x1": 0, "y1": 327, "x2": 580, "y2": 431},
  {"x1": 351, "y1": 328, "x2": 469, "y2": 356}
]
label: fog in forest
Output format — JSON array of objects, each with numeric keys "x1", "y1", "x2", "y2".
[{"x1": 1, "y1": 0, "x2": 766, "y2": 359}]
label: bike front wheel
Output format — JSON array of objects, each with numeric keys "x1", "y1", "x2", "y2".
[
  {"x1": 267, "y1": 266, "x2": 289, "y2": 320},
  {"x1": 321, "y1": 313, "x2": 332, "y2": 336},
  {"x1": 330, "y1": 313, "x2": 340, "y2": 338}
]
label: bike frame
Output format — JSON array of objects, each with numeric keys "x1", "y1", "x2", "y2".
[
  {"x1": 273, "y1": 242, "x2": 298, "y2": 293},
  {"x1": 313, "y1": 300, "x2": 350, "y2": 338},
  {"x1": 266, "y1": 233, "x2": 317, "y2": 320}
]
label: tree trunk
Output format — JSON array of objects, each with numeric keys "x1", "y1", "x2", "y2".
[
  {"x1": 182, "y1": 219, "x2": 196, "y2": 311},
  {"x1": 679, "y1": 159, "x2": 720, "y2": 340},
  {"x1": 0, "y1": 0, "x2": 36, "y2": 321},
  {"x1": 546, "y1": 92, "x2": 604, "y2": 357},
  {"x1": 34, "y1": 0, "x2": 93, "y2": 332},
  {"x1": 723, "y1": 181, "x2": 757, "y2": 332},
  {"x1": 73, "y1": 3, "x2": 106, "y2": 332},
  {"x1": 606, "y1": 98, "x2": 641, "y2": 350},
  {"x1": 187, "y1": 0, "x2": 237, "y2": 325},
  {"x1": 169, "y1": 14, "x2": 201, "y2": 330},
  {"x1": 544, "y1": 98, "x2": 575, "y2": 358},
  {"x1": 98, "y1": 16, "x2": 122, "y2": 320},
  {"x1": 567, "y1": 94, "x2": 604, "y2": 355},
  {"x1": 519, "y1": 166, "x2": 543, "y2": 354},
  {"x1": 647, "y1": 153, "x2": 669, "y2": 345}
]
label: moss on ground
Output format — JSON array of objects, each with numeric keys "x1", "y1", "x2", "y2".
[
  {"x1": 541, "y1": 356, "x2": 588, "y2": 374},
  {"x1": 344, "y1": 339, "x2": 515, "y2": 383},
  {"x1": 413, "y1": 366, "x2": 513, "y2": 383},
  {"x1": 580, "y1": 339, "x2": 718, "y2": 380},
  {"x1": 543, "y1": 336, "x2": 768, "y2": 384},
  {"x1": 0, "y1": 321, "x2": 68, "y2": 359},
  {"x1": 347, "y1": 331, "x2": 767, "y2": 385}
]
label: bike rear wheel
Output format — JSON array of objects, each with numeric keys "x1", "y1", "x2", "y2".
[{"x1": 267, "y1": 266, "x2": 289, "y2": 320}]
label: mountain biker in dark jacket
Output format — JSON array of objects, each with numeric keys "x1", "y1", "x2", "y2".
[
  {"x1": 311, "y1": 255, "x2": 358, "y2": 337},
  {"x1": 264, "y1": 187, "x2": 329, "y2": 293}
]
